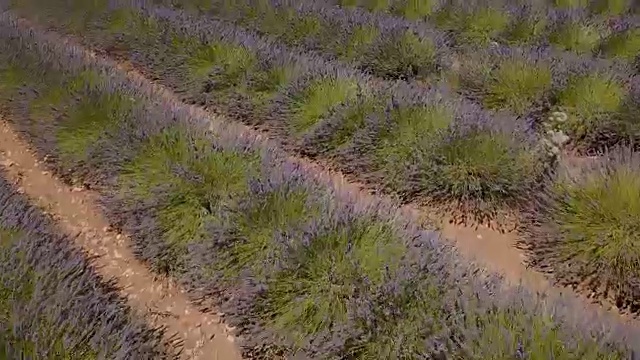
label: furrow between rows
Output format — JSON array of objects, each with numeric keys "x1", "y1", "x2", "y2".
[{"x1": 0, "y1": 129, "x2": 185, "y2": 359}]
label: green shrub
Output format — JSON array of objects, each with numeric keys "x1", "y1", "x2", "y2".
[
  {"x1": 0, "y1": 64, "x2": 28, "y2": 107},
  {"x1": 338, "y1": 24, "x2": 380, "y2": 62},
  {"x1": 391, "y1": 0, "x2": 436, "y2": 19},
  {"x1": 523, "y1": 148, "x2": 640, "y2": 310},
  {"x1": 27, "y1": 81, "x2": 71, "y2": 121},
  {"x1": 279, "y1": 11, "x2": 323, "y2": 47},
  {"x1": 246, "y1": 64, "x2": 298, "y2": 105},
  {"x1": 600, "y1": 28, "x2": 640, "y2": 61},
  {"x1": 484, "y1": 60, "x2": 553, "y2": 115},
  {"x1": 504, "y1": 17, "x2": 547, "y2": 45},
  {"x1": 337, "y1": 0, "x2": 359, "y2": 7},
  {"x1": 119, "y1": 127, "x2": 261, "y2": 273},
  {"x1": 432, "y1": 6, "x2": 463, "y2": 30},
  {"x1": 553, "y1": 0, "x2": 589, "y2": 8},
  {"x1": 352, "y1": 271, "x2": 452, "y2": 358},
  {"x1": 459, "y1": 7, "x2": 511, "y2": 45},
  {"x1": 363, "y1": 0, "x2": 392, "y2": 12},
  {"x1": 362, "y1": 30, "x2": 437, "y2": 80},
  {"x1": 554, "y1": 73, "x2": 626, "y2": 141},
  {"x1": 185, "y1": 42, "x2": 257, "y2": 90},
  {"x1": 288, "y1": 77, "x2": 358, "y2": 135},
  {"x1": 57, "y1": 92, "x2": 136, "y2": 163},
  {"x1": 257, "y1": 217, "x2": 406, "y2": 345},
  {"x1": 413, "y1": 130, "x2": 547, "y2": 223},
  {"x1": 549, "y1": 22, "x2": 603, "y2": 54},
  {"x1": 217, "y1": 187, "x2": 320, "y2": 281},
  {"x1": 374, "y1": 104, "x2": 453, "y2": 190},
  {"x1": 590, "y1": 0, "x2": 629, "y2": 15},
  {"x1": 325, "y1": 97, "x2": 385, "y2": 153},
  {"x1": 463, "y1": 303, "x2": 629, "y2": 359}
]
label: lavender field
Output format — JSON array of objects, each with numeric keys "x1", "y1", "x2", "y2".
[
  {"x1": 0, "y1": 167, "x2": 172, "y2": 358},
  {"x1": 1, "y1": 0, "x2": 640, "y2": 358}
]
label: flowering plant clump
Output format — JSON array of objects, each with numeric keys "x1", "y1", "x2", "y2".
[
  {"x1": 522, "y1": 147, "x2": 640, "y2": 311},
  {"x1": 541, "y1": 110, "x2": 571, "y2": 156},
  {"x1": 550, "y1": 69, "x2": 636, "y2": 153}
]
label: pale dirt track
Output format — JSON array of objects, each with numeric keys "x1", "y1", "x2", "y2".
[{"x1": 0, "y1": 120, "x2": 242, "y2": 360}]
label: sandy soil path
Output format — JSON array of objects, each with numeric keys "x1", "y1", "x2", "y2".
[{"x1": 0, "y1": 120, "x2": 243, "y2": 360}]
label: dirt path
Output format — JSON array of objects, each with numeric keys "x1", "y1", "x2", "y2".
[{"x1": 0, "y1": 121, "x2": 242, "y2": 360}]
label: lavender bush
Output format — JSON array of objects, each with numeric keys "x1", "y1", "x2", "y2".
[
  {"x1": 299, "y1": 84, "x2": 389, "y2": 158},
  {"x1": 521, "y1": 146, "x2": 640, "y2": 312},
  {"x1": 601, "y1": 27, "x2": 640, "y2": 64},
  {"x1": 151, "y1": 0, "x2": 453, "y2": 80},
  {"x1": 550, "y1": 65, "x2": 638, "y2": 153},
  {"x1": 0, "y1": 169, "x2": 172, "y2": 359},
  {"x1": 446, "y1": 46, "x2": 555, "y2": 117},
  {"x1": 2, "y1": 8, "x2": 640, "y2": 359},
  {"x1": 326, "y1": 0, "x2": 636, "y2": 53},
  {"x1": 161, "y1": 0, "x2": 640, "y2": 66}
]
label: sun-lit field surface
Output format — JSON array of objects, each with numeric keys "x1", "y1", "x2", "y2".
[{"x1": 1, "y1": 0, "x2": 640, "y2": 358}]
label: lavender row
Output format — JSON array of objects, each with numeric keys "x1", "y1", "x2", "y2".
[
  {"x1": 326, "y1": 0, "x2": 640, "y2": 60},
  {"x1": 1, "y1": 9, "x2": 639, "y2": 358},
  {"x1": 328, "y1": 0, "x2": 640, "y2": 18},
  {"x1": 160, "y1": 0, "x2": 640, "y2": 155},
  {"x1": 161, "y1": 0, "x2": 640, "y2": 64},
  {"x1": 7, "y1": 0, "x2": 559, "y2": 226},
  {"x1": 0, "y1": 169, "x2": 171, "y2": 358},
  {"x1": 163, "y1": 0, "x2": 638, "y2": 78},
  {"x1": 159, "y1": 0, "x2": 640, "y2": 78}
]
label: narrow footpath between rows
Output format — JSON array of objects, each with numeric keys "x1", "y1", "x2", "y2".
[{"x1": 0, "y1": 120, "x2": 243, "y2": 360}]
